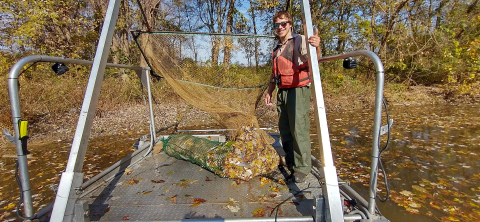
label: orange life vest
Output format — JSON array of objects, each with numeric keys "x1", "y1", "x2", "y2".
[{"x1": 271, "y1": 35, "x2": 311, "y2": 89}]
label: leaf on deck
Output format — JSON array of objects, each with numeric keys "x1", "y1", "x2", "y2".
[
  {"x1": 167, "y1": 194, "x2": 178, "y2": 204},
  {"x1": 253, "y1": 207, "x2": 265, "y2": 217},
  {"x1": 128, "y1": 179, "x2": 139, "y2": 185},
  {"x1": 191, "y1": 198, "x2": 206, "y2": 207}
]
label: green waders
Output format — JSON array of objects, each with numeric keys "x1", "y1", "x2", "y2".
[{"x1": 276, "y1": 85, "x2": 311, "y2": 175}]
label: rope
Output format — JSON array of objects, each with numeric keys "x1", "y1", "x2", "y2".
[{"x1": 132, "y1": 30, "x2": 275, "y2": 39}]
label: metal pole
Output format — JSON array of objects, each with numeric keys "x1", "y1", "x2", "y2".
[
  {"x1": 298, "y1": 1, "x2": 344, "y2": 221},
  {"x1": 7, "y1": 59, "x2": 34, "y2": 217},
  {"x1": 50, "y1": 0, "x2": 121, "y2": 220},
  {"x1": 143, "y1": 69, "x2": 157, "y2": 156},
  {"x1": 368, "y1": 70, "x2": 385, "y2": 214}
]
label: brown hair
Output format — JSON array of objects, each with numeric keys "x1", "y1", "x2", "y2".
[{"x1": 273, "y1": 11, "x2": 292, "y2": 24}]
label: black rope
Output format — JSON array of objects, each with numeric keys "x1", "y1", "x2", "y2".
[
  {"x1": 20, "y1": 61, "x2": 39, "y2": 77},
  {"x1": 376, "y1": 98, "x2": 391, "y2": 202},
  {"x1": 130, "y1": 30, "x2": 162, "y2": 79},
  {"x1": 269, "y1": 183, "x2": 315, "y2": 220},
  {"x1": 130, "y1": 30, "x2": 275, "y2": 39}
]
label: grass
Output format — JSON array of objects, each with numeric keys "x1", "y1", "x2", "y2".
[
  {"x1": 0, "y1": 66, "x2": 180, "y2": 134},
  {"x1": 1, "y1": 64, "x2": 476, "y2": 143}
]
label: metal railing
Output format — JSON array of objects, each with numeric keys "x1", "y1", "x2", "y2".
[
  {"x1": 6, "y1": 55, "x2": 154, "y2": 219},
  {"x1": 317, "y1": 50, "x2": 386, "y2": 216},
  {"x1": 7, "y1": 51, "x2": 387, "y2": 222}
]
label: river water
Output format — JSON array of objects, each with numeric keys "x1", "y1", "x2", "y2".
[
  {"x1": 1, "y1": 104, "x2": 479, "y2": 221},
  {"x1": 320, "y1": 104, "x2": 480, "y2": 222}
]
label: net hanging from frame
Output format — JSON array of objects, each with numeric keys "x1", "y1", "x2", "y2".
[{"x1": 133, "y1": 31, "x2": 280, "y2": 181}]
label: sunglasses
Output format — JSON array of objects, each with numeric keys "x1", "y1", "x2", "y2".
[{"x1": 273, "y1": 21, "x2": 290, "y2": 29}]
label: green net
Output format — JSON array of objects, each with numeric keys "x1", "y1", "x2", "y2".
[
  {"x1": 135, "y1": 31, "x2": 280, "y2": 180},
  {"x1": 162, "y1": 126, "x2": 280, "y2": 181},
  {"x1": 162, "y1": 134, "x2": 231, "y2": 176}
]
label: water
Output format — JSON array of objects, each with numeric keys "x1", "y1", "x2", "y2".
[
  {"x1": 0, "y1": 135, "x2": 138, "y2": 221},
  {"x1": 1, "y1": 104, "x2": 479, "y2": 221},
  {"x1": 317, "y1": 104, "x2": 480, "y2": 222}
]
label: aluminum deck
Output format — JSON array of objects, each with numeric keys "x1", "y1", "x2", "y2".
[{"x1": 78, "y1": 135, "x2": 322, "y2": 221}]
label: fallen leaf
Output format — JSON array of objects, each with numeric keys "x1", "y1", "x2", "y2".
[
  {"x1": 405, "y1": 207, "x2": 420, "y2": 214},
  {"x1": 105, "y1": 206, "x2": 110, "y2": 213},
  {"x1": 269, "y1": 194, "x2": 277, "y2": 198},
  {"x1": 412, "y1": 185, "x2": 427, "y2": 193},
  {"x1": 206, "y1": 177, "x2": 212, "y2": 181},
  {"x1": 265, "y1": 206, "x2": 275, "y2": 215},
  {"x1": 257, "y1": 195, "x2": 268, "y2": 202},
  {"x1": 228, "y1": 198, "x2": 238, "y2": 205},
  {"x1": 440, "y1": 216, "x2": 460, "y2": 221},
  {"x1": 268, "y1": 185, "x2": 280, "y2": 192},
  {"x1": 174, "y1": 181, "x2": 189, "y2": 187},
  {"x1": 167, "y1": 195, "x2": 178, "y2": 204},
  {"x1": 295, "y1": 194, "x2": 304, "y2": 201},
  {"x1": 191, "y1": 198, "x2": 206, "y2": 207},
  {"x1": 4, "y1": 203, "x2": 16, "y2": 210},
  {"x1": 129, "y1": 179, "x2": 139, "y2": 185},
  {"x1": 227, "y1": 205, "x2": 240, "y2": 212},
  {"x1": 400, "y1": 190, "x2": 413, "y2": 197},
  {"x1": 260, "y1": 177, "x2": 272, "y2": 187},
  {"x1": 408, "y1": 202, "x2": 421, "y2": 208},
  {"x1": 253, "y1": 207, "x2": 265, "y2": 217},
  {"x1": 122, "y1": 215, "x2": 130, "y2": 220},
  {"x1": 151, "y1": 180, "x2": 165, "y2": 183}
]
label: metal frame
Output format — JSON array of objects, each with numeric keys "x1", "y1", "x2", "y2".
[
  {"x1": 7, "y1": 55, "x2": 153, "y2": 219},
  {"x1": 8, "y1": 55, "x2": 385, "y2": 221},
  {"x1": 7, "y1": 0, "x2": 386, "y2": 218}
]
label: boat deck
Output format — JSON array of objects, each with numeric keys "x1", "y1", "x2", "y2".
[{"x1": 78, "y1": 135, "x2": 322, "y2": 221}]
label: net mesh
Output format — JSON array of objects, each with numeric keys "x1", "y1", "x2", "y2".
[
  {"x1": 136, "y1": 32, "x2": 280, "y2": 180},
  {"x1": 162, "y1": 134, "x2": 229, "y2": 176}
]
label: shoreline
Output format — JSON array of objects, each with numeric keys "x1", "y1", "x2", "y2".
[{"x1": 1, "y1": 85, "x2": 478, "y2": 151}]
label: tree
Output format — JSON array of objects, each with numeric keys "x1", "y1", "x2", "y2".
[
  {"x1": 223, "y1": 0, "x2": 236, "y2": 67},
  {"x1": 0, "y1": 0, "x2": 98, "y2": 59}
]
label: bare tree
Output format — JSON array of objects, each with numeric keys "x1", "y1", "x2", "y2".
[{"x1": 223, "y1": 0, "x2": 236, "y2": 67}]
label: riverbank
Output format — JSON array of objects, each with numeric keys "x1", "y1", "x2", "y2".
[{"x1": 1, "y1": 84, "x2": 478, "y2": 152}]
